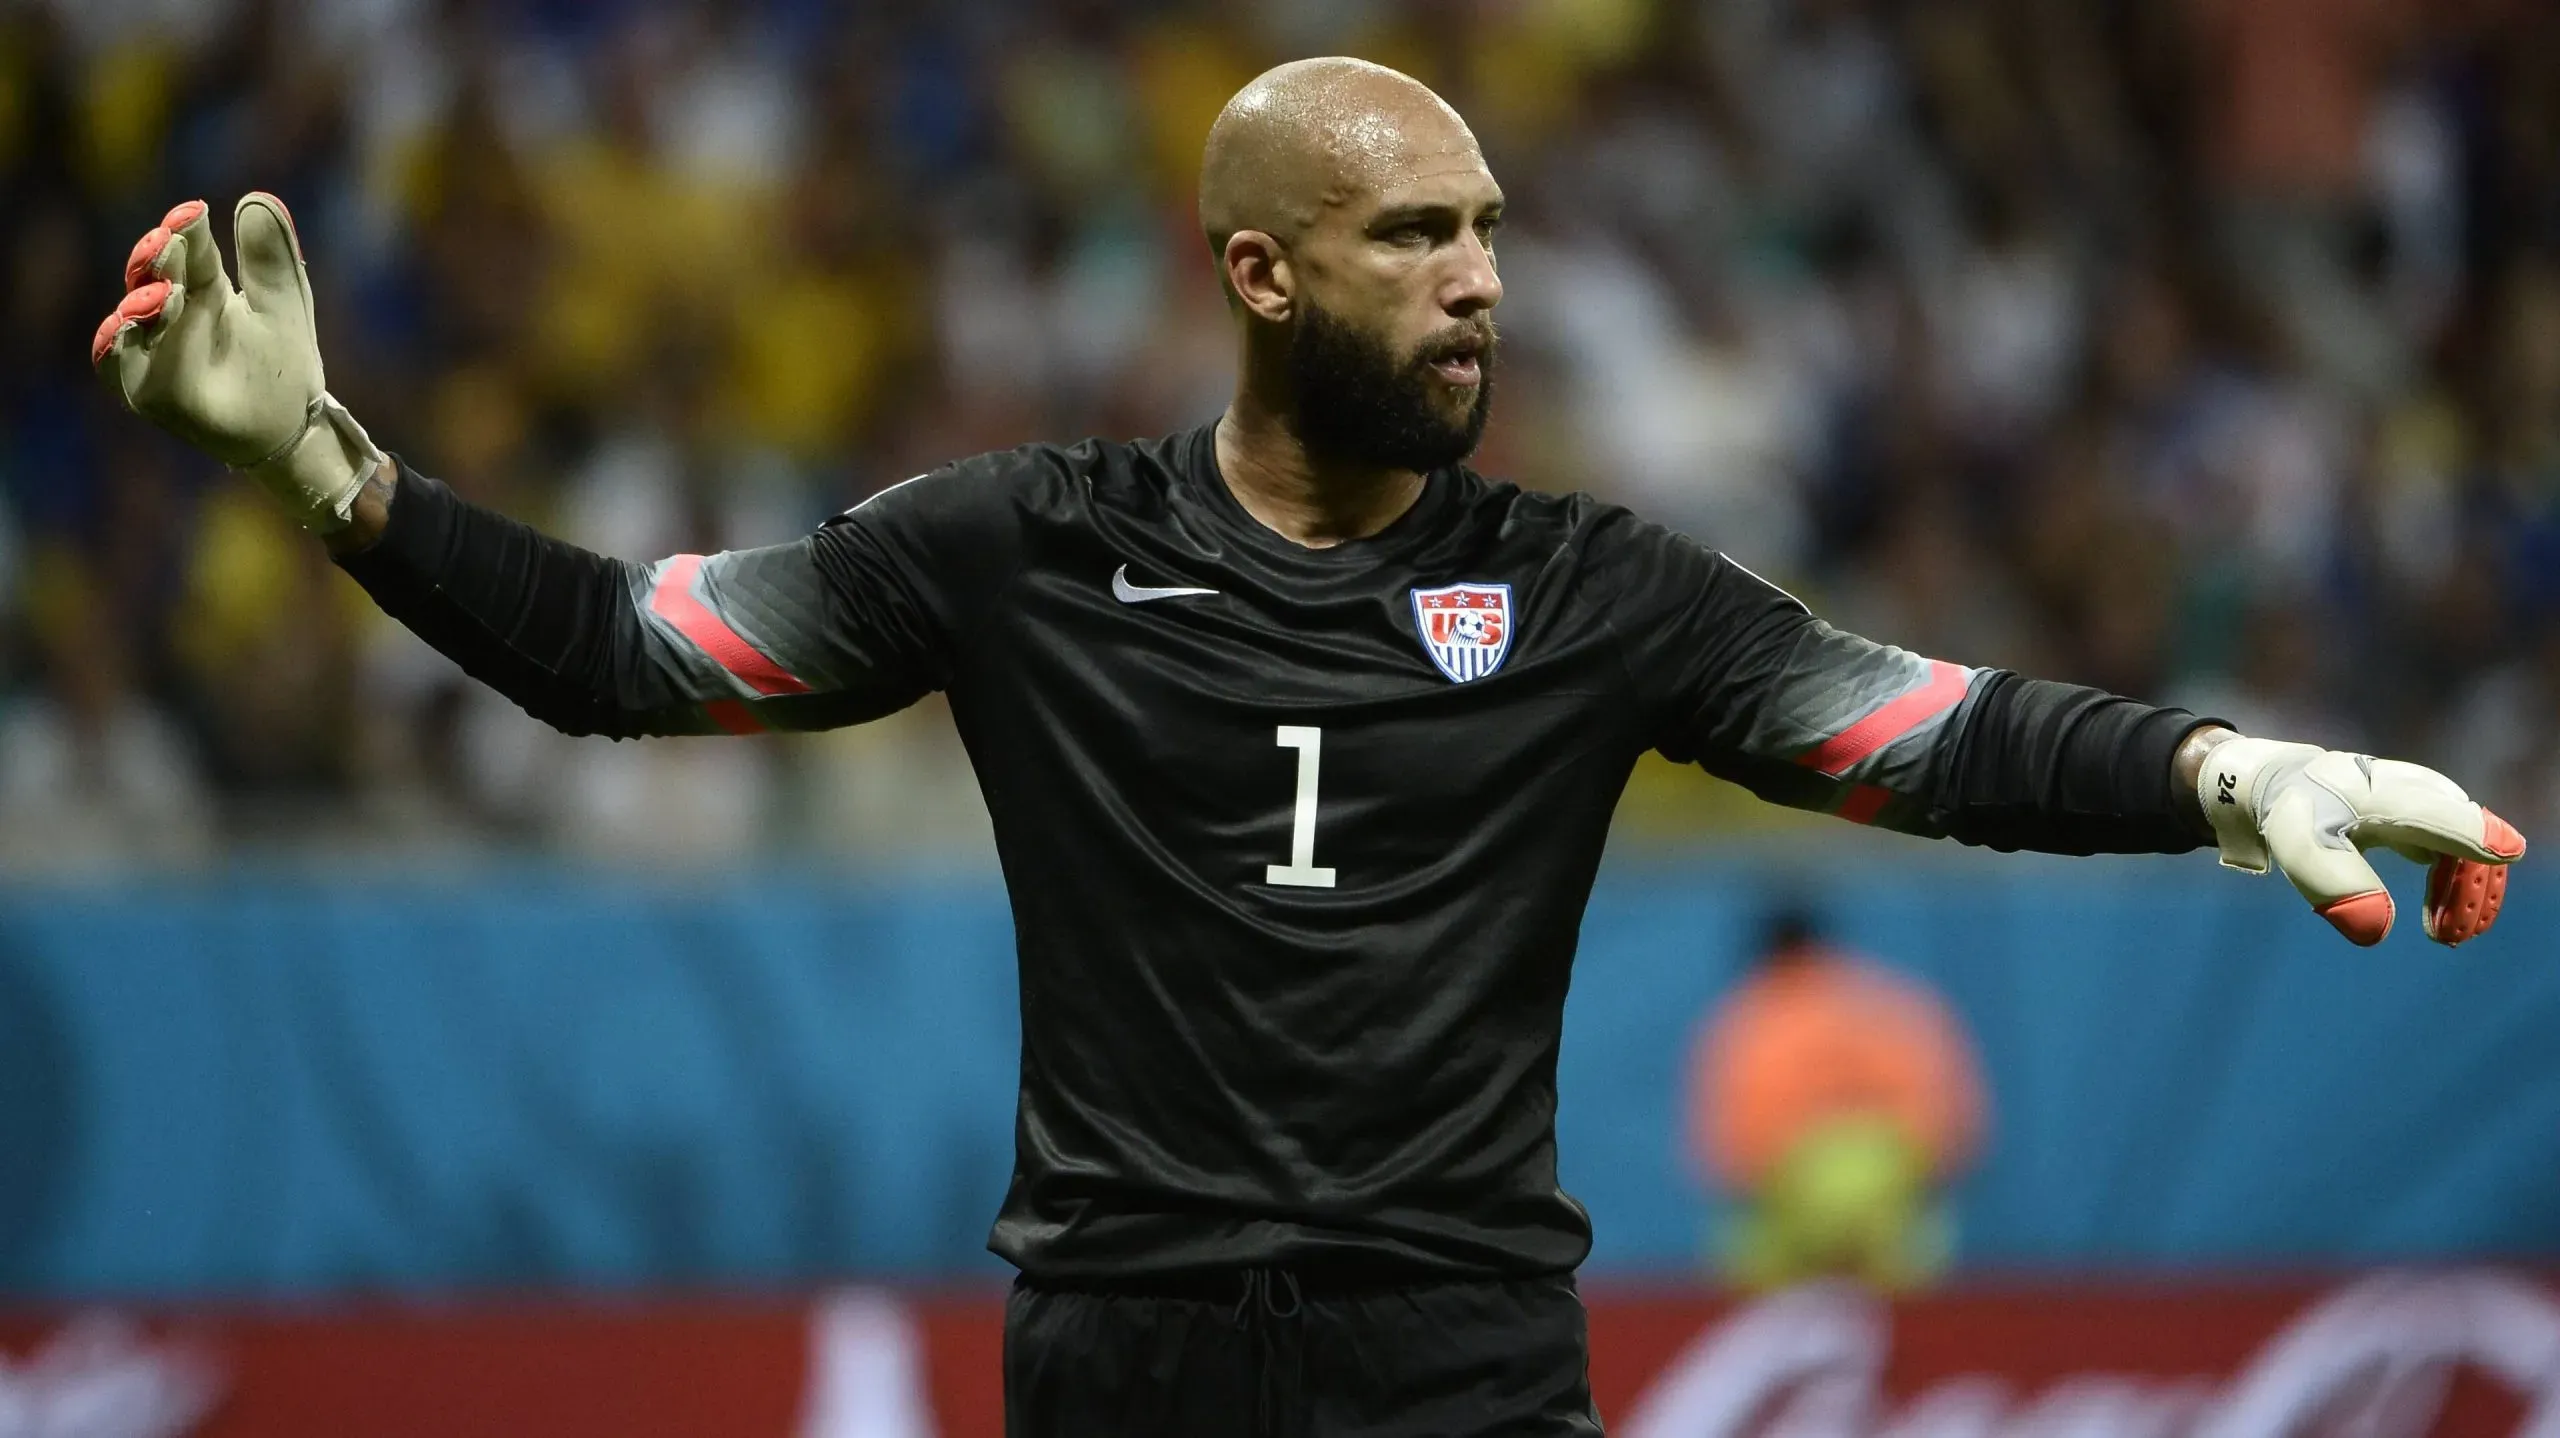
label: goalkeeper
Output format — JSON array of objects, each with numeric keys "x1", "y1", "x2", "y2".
[{"x1": 93, "y1": 61, "x2": 2522, "y2": 1436}]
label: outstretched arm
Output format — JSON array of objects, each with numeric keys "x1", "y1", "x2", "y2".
[
  {"x1": 1654, "y1": 590, "x2": 2215, "y2": 855},
  {"x1": 1606, "y1": 512, "x2": 2526, "y2": 947},
  {"x1": 323, "y1": 460, "x2": 940, "y2": 737},
  {"x1": 93, "y1": 195, "x2": 980, "y2": 739}
]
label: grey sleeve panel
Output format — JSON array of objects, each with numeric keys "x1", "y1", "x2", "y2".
[
  {"x1": 605, "y1": 454, "x2": 1032, "y2": 733},
  {"x1": 1724, "y1": 623, "x2": 1968, "y2": 766},
  {"x1": 695, "y1": 542, "x2": 892, "y2": 693},
  {"x1": 1680, "y1": 617, "x2": 1981, "y2": 831},
  {"x1": 610, "y1": 539, "x2": 937, "y2": 734},
  {"x1": 1604, "y1": 514, "x2": 1982, "y2": 830},
  {"x1": 623, "y1": 558, "x2": 766, "y2": 703}
]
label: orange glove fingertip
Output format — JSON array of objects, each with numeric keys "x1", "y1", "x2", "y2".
[
  {"x1": 89, "y1": 280, "x2": 171, "y2": 366},
  {"x1": 2316, "y1": 890, "x2": 2394, "y2": 947},
  {"x1": 124, "y1": 226, "x2": 174, "y2": 289},
  {"x1": 90, "y1": 308, "x2": 126, "y2": 365},
  {"x1": 2423, "y1": 855, "x2": 2507, "y2": 946},
  {"x1": 2481, "y1": 808, "x2": 2526, "y2": 862}
]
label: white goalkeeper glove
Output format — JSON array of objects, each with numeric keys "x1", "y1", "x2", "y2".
[
  {"x1": 91, "y1": 194, "x2": 384, "y2": 533},
  {"x1": 2198, "y1": 736, "x2": 2527, "y2": 947}
]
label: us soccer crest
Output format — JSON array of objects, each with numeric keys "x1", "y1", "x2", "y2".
[{"x1": 1411, "y1": 583, "x2": 1513, "y2": 683}]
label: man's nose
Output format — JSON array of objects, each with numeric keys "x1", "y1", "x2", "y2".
[{"x1": 1442, "y1": 233, "x2": 1502, "y2": 317}]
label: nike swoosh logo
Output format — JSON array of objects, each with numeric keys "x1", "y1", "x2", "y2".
[{"x1": 1112, "y1": 564, "x2": 1219, "y2": 604}]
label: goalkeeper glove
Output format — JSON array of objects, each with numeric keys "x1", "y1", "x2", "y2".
[
  {"x1": 2198, "y1": 736, "x2": 2527, "y2": 947},
  {"x1": 91, "y1": 194, "x2": 384, "y2": 533}
]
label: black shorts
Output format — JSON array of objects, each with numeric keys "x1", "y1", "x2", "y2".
[{"x1": 1003, "y1": 1265, "x2": 1606, "y2": 1437}]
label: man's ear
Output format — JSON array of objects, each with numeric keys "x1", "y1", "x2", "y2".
[{"x1": 1223, "y1": 230, "x2": 1293, "y2": 323}]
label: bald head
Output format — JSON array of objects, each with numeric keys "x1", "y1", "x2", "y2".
[
  {"x1": 1200, "y1": 58, "x2": 1506, "y2": 482},
  {"x1": 1199, "y1": 58, "x2": 1483, "y2": 262}
]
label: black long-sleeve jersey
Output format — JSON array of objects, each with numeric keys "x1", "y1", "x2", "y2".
[{"x1": 338, "y1": 422, "x2": 2210, "y2": 1281}]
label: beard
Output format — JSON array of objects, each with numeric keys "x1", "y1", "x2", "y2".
[{"x1": 1287, "y1": 299, "x2": 1496, "y2": 474}]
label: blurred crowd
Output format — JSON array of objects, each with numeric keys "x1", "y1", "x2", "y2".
[{"x1": 4, "y1": 0, "x2": 2559, "y2": 869}]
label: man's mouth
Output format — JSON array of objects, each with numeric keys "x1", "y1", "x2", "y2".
[{"x1": 1425, "y1": 336, "x2": 1487, "y2": 386}]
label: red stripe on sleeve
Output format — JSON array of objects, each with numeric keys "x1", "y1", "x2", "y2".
[
  {"x1": 1836, "y1": 784, "x2": 1893, "y2": 825},
  {"x1": 1796, "y1": 659, "x2": 1969, "y2": 777},
  {"x1": 647, "y1": 554, "x2": 812, "y2": 697},
  {"x1": 703, "y1": 699, "x2": 766, "y2": 735}
]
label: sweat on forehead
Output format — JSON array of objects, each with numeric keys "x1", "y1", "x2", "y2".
[{"x1": 1198, "y1": 57, "x2": 1481, "y2": 246}]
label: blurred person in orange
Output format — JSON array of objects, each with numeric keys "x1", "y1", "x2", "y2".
[{"x1": 1689, "y1": 905, "x2": 1985, "y2": 1292}]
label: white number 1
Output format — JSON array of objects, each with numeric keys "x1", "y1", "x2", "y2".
[{"x1": 1265, "y1": 725, "x2": 1337, "y2": 888}]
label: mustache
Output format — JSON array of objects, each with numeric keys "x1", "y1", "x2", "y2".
[{"x1": 1415, "y1": 320, "x2": 1497, "y2": 366}]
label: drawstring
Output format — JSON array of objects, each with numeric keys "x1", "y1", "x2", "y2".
[{"x1": 1232, "y1": 1268, "x2": 1305, "y2": 1437}]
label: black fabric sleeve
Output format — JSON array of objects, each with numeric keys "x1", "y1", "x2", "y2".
[
  {"x1": 1592, "y1": 504, "x2": 2213, "y2": 855},
  {"x1": 334, "y1": 456, "x2": 1029, "y2": 738},
  {"x1": 335, "y1": 464, "x2": 705, "y2": 738},
  {"x1": 1921, "y1": 674, "x2": 2214, "y2": 854}
]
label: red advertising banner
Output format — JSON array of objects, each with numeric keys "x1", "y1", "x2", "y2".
[{"x1": 2, "y1": 1272, "x2": 2548, "y2": 1438}]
